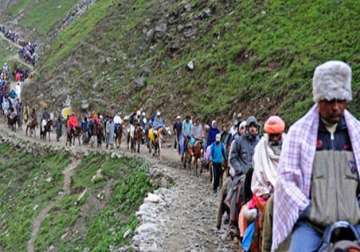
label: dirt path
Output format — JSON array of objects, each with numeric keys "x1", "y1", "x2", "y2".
[
  {"x1": 26, "y1": 158, "x2": 81, "y2": 252},
  {"x1": 27, "y1": 201, "x2": 57, "y2": 252},
  {"x1": 0, "y1": 30, "x2": 35, "y2": 73},
  {"x1": 7, "y1": 53, "x2": 34, "y2": 70},
  {"x1": 0, "y1": 32, "x2": 22, "y2": 50}
]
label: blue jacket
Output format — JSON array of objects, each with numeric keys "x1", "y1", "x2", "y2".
[
  {"x1": 210, "y1": 142, "x2": 226, "y2": 164},
  {"x1": 207, "y1": 127, "x2": 220, "y2": 146}
]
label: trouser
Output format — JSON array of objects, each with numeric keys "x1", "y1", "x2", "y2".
[
  {"x1": 213, "y1": 162, "x2": 222, "y2": 192},
  {"x1": 289, "y1": 221, "x2": 360, "y2": 252}
]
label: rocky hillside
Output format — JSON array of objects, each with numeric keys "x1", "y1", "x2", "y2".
[{"x1": 3, "y1": 0, "x2": 360, "y2": 123}]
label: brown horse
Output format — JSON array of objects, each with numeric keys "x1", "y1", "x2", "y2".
[
  {"x1": 115, "y1": 124, "x2": 123, "y2": 149},
  {"x1": 149, "y1": 128, "x2": 163, "y2": 157},
  {"x1": 95, "y1": 122, "x2": 104, "y2": 147},
  {"x1": 26, "y1": 117, "x2": 38, "y2": 137},
  {"x1": 183, "y1": 138, "x2": 203, "y2": 176},
  {"x1": 192, "y1": 140, "x2": 203, "y2": 176},
  {"x1": 66, "y1": 126, "x2": 82, "y2": 146},
  {"x1": 7, "y1": 114, "x2": 17, "y2": 132},
  {"x1": 131, "y1": 125, "x2": 142, "y2": 153},
  {"x1": 40, "y1": 119, "x2": 53, "y2": 142}
]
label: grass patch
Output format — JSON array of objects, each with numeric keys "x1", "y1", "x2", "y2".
[
  {"x1": 5, "y1": 0, "x2": 78, "y2": 36},
  {"x1": 35, "y1": 154, "x2": 153, "y2": 251},
  {"x1": 0, "y1": 40, "x2": 17, "y2": 67},
  {"x1": 0, "y1": 144, "x2": 70, "y2": 252}
]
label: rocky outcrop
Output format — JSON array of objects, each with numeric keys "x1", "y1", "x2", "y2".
[{"x1": 49, "y1": 0, "x2": 97, "y2": 41}]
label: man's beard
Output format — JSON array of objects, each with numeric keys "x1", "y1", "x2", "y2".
[{"x1": 269, "y1": 140, "x2": 282, "y2": 155}]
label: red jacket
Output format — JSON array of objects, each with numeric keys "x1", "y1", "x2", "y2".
[{"x1": 67, "y1": 115, "x2": 78, "y2": 128}]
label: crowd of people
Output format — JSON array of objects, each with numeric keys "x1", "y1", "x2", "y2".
[
  {"x1": 0, "y1": 26, "x2": 18, "y2": 43},
  {"x1": 172, "y1": 60, "x2": 360, "y2": 252},
  {"x1": 0, "y1": 25, "x2": 38, "y2": 66},
  {"x1": 0, "y1": 63, "x2": 23, "y2": 129},
  {"x1": 0, "y1": 59, "x2": 359, "y2": 251},
  {"x1": 18, "y1": 42, "x2": 37, "y2": 66}
]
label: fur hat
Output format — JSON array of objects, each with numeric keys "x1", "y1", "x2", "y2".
[{"x1": 313, "y1": 61, "x2": 352, "y2": 102}]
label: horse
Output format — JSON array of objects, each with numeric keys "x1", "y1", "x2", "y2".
[
  {"x1": 26, "y1": 118, "x2": 38, "y2": 137},
  {"x1": 130, "y1": 125, "x2": 143, "y2": 153},
  {"x1": 94, "y1": 122, "x2": 104, "y2": 148},
  {"x1": 192, "y1": 140, "x2": 203, "y2": 176},
  {"x1": 182, "y1": 136, "x2": 192, "y2": 169},
  {"x1": 66, "y1": 126, "x2": 82, "y2": 146},
  {"x1": 149, "y1": 128, "x2": 163, "y2": 157},
  {"x1": 7, "y1": 114, "x2": 17, "y2": 132},
  {"x1": 115, "y1": 124, "x2": 123, "y2": 149},
  {"x1": 182, "y1": 138, "x2": 203, "y2": 176},
  {"x1": 40, "y1": 119, "x2": 53, "y2": 142}
]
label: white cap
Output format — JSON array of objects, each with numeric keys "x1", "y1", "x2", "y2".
[
  {"x1": 176, "y1": 115, "x2": 181, "y2": 119},
  {"x1": 239, "y1": 121, "x2": 247, "y2": 129},
  {"x1": 313, "y1": 60, "x2": 352, "y2": 102},
  {"x1": 216, "y1": 133, "x2": 221, "y2": 141},
  {"x1": 157, "y1": 111, "x2": 161, "y2": 116},
  {"x1": 142, "y1": 112, "x2": 146, "y2": 116}
]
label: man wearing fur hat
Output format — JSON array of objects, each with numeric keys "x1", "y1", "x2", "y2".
[{"x1": 272, "y1": 61, "x2": 360, "y2": 251}]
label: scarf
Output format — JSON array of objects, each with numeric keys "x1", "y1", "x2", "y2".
[{"x1": 251, "y1": 134, "x2": 284, "y2": 197}]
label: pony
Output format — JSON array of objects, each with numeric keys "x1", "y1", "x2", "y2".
[
  {"x1": 66, "y1": 126, "x2": 82, "y2": 146},
  {"x1": 130, "y1": 125, "x2": 143, "y2": 153},
  {"x1": 7, "y1": 113, "x2": 17, "y2": 132},
  {"x1": 183, "y1": 138, "x2": 203, "y2": 176},
  {"x1": 149, "y1": 128, "x2": 163, "y2": 157},
  {"x1": 40, "y1": 119, "x2": 53, "y2": 142},
  {"x1": 115, "y1": 123, "x2": 123, "y2": 149},
  {"x1": 26, "y1": 117, "x2": 38, "y2": 137}
]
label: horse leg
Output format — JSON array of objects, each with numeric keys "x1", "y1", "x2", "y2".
[{"x1": 194, "y1": 158, "x2": 198, "y2": 177}]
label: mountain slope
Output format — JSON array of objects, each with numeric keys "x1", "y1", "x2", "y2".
[
  {"x1": 0, "y1": 0, "x2": 78, "y2": 39},
  {"x1": 20, "y1": 0, "x2": 360, "y2": 123}
]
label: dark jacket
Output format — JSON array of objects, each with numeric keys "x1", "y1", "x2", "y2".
[
  {"x1": 229, "y1": 133, "x2": 259, "y2": 176},
  {"x1": 207, "y1": 127, "x2": 220, "y2": 146},
  {"x1": 316, "y1": 116, "x2": 352, "y2": 151}
]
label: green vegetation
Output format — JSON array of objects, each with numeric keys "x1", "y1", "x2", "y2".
[
  {"x1": 34, "y1": 0, "x2": 360, "y2": 124},
  {"x1": 44, "y1": 0, "x2": 114, "y2": 70},
  {"x1": 35, "y1": 154, "x2": 152, "y2": 251},
  {"x1": 0, "y1": 144, "x2": 70, "y2": 251},
  {"x1": 0, "y1": 39, "x2": 17, "y2": 66},
  {"x1": 4, "y1": 0, "x2": 78, "y2": 36}
]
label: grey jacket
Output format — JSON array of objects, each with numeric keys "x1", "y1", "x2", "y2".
[{"x1": 229, "y1": 133, "x2": 259, "y2": 176}]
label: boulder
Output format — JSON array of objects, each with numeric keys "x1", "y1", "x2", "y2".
[
  {"x1": 184, "y1": 3, "x2": 192, "y2": 12},
  {"x1": 144, "y1": 193, "x2": 162, "y2": 203},
  {"x1": 91, "y1": 169, "x2": 104, "y2": 183},
  {"x1": 187, "y1": 61, "x2": 195, "y2": 71},
  {"x1": 154, "y1": 23, "x2": 167, "y2": 34},
  {"x1": 133, "y1": 77, "x2": 146, "y2": 89}
]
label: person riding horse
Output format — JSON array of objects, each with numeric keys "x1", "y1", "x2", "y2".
[
  {"x1": 7, "y1": 107, "x2": 17, "y2": 131},
  {"x1": 26, "y1": 108, "x2": 38, "y2": 136},
  {"x1": 66, "y1": 113, "x2": 80, "y2": 146}
]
